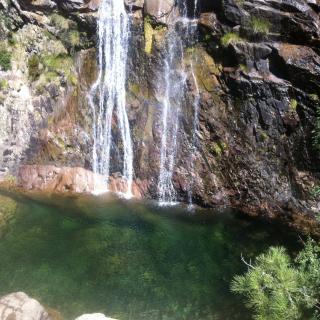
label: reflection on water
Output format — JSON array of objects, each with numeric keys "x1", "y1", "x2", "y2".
[{"x1": 0, "y1": 192, "x2": 299, "y2": 320}]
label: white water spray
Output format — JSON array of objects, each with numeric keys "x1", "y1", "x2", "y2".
[
  {"x1": 88, "y1": 0, "x2": 133, "y2": 198},
  {"x1": 157, "y1": 0, "x2": 200, "y2": 206}
]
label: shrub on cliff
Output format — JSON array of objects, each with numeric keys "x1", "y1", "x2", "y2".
[
  {"x1": 249, "y1": 17, "x2": 270, "y2": 36},
  {"x1": 28, "y1": 55, "x2": 40, "y2": 81},
  {"x1": 231, "y1": 239, "x2": 320, "y2": 320},
  {"x1": 220, "y1": 32, "x2": 243, "y2": 47},
  {"x1": 0, "y1": 49, "x2": 11, "y2": 71}
]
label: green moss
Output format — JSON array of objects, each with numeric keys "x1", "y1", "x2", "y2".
[
  {"x1": 69, "y1": 30, "x2": 80, "y2": 47},
  {"x1": 45, "y1": 71, "x2": 60, "y2": 82},
  {"x1": 309, "y1": 94, "x2": 319, "y2": 101},
  {"x1": 249, "y1": 17, "x2": 271, "y2": 35},
  {"x1": 8, "y1": 32, "x2": 17, "y2": 46},
  {"x1": 0, "y1": 79, "x2": 8, "y2": 90},
  {"x1": 50, "y1": 14, "x2": 69, "y2": 30},
  {"x1": 49, "y1": 14, "x2": 84, "y2": 52},
  {"x1": 42, "y1": 53, "x2": 72, "y2": 73},
  {"x1": 0, "y1": 93, "x2": 5, "y2": 105},
  {"x1": 260, "y1": 131, "x2": 268, "y2": 142},
  {"x1": 239, "y1": 64, "x2": 249, "y2": 73},
  {"x1": 144, "y1": 18, "x2": 154, "y2": 54},
  {"x1": 28, "y1": 54, "x2": 41, "y2": 81},
  {"x1": 235, "y1": 0, "x2": 244, "y2": 5},
  {"x1": 290, "y1": 98, "x2": 298, "y2": 111},
  {"x1": 220, "y1": 32, "x2": 243, "y2": 47},
  {"x1": 129, "y1": 83, "x2": 140, "y2": 96},
  {"x1": 67, "y1": 73, "x2": 78, "y2": 86},
  {"x1": 43, "y1": 30, "x2": 56, "y2": 41},
  {"x1": 311, "y1": 186, "x2": 320, "y2": 198},
  {"x1": 0, "y1": 49, "x2": 11, "y2": 71},
  {"x1": 210, "y1": 142, "x2": 225, "y2": 156}
]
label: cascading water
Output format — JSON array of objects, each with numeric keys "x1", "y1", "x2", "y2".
[
  {"x1": 186, "y1": 0, "x2": 201, "y2": 206},
  {"x1": 157, "y1": 11, "x2": 187, "y2": 205},
  {"x1": 157, "y1": 0, "x2": 200, "y2": 205},
  {"x1": 88, "y1": 0, "x2": 133, "y2": 198}
]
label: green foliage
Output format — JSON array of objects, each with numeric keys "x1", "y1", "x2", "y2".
[
  {"x1": 0, "y1": 49, "x2": 11, "y2": 71},
  {"x1": 313, "y1": 106, "x2": 320, "y2": 152},
  {"x1": 8, "y1": 32, "x2": 17, "y2": 46},
  {"x1": 309, "y1": 94, "x2": 319, "y2": 101},
  {"x1": 67, "y1": 73, "x2": 78, "y2": 86},
  {"x1": 249, "y1": 17, "x2": 271, "y2": 35},
  {"x1": 68, "y1": 30, "x2": 80, "y2": 47},
  {"x1": 311, "y1": 186, "x2": 320, "y2": 198},
  {"x1": 42, "y1": 53, "x2": 72, "y2": 75},
  {"x1": 210, "y1": 142, "x2": 227, "y2": 156},
  {"x1": 235, "y1": 0, "x2": 245, "y2": 6},
  {"x1": 50, "y1": 13, "x2": 69, "y2": 30},
  {"x1": 290, "y1": 99, "x2": 298, "y2": 111},
  {"x1": 49, "y1": 14, "x2": 81, "y2": 51},
  {"x1": 28, "y1": 55, "x2": 41, "y2": 81},
  {"x1": 221, "y1": 32, "x2": 243, "y2": 47},
  {"x1": 231, "y1": 240, "x2": 320, "y2": 320},
  {"x1": 239, "y1": 64, "x2": 249, "y2": 73}
]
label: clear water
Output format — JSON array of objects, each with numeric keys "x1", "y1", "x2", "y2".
[{"x1": 0, "y1": 192, "x2": 299, "y2": 320}]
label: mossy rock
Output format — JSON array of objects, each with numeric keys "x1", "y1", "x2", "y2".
[{"x1": 144, "y1": 16, "x2": 167, "y2": 54}]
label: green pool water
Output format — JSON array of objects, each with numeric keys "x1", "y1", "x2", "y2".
[{"x1": 0, "y1": 192, "x2": 300, "y2": 320}]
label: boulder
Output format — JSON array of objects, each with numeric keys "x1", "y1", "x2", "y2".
[
  {"x1": 18, "y1": 0, "x2": 57, "y2": 11},
  {"x1": 275, "y1": 43, "x2": 320, "y2": 92},
  {"x1": 144, "y1": 0, "x2": 176, "y2": 24},
  {"x1": 0, "y1": 292, "x2": 51, "y2": 320},
  {"x1": 58, "y1": 0, "x2": 84, "y2": 11},
  {"x1": 57, "y1": 0, "x2": 100, "y2": 12},
  {"x1": 125, "y1": 0, "x2": 144, "y2": 10}
]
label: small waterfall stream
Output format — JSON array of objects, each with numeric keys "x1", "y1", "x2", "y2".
[
  {"x1": 157, "y1": 22, "x2": 187, "y2": 205},
  {"x1": 157, "y1": 0, "x2": 200, "y2": 205},
  {"x1": 88, "y1": 0, "x2": 133, "y2": 198}
]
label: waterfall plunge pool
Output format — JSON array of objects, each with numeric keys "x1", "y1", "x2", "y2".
[{"x1": 0, "y1": 191, "x2": 300, "y2": 320}]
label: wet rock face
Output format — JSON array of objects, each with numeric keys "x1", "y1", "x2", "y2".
[
  {"x1": 0, "y1": 292, "x2": 51, "y2": 320},
  {"x1": 18, "y1": 165, "x2": 147, "y2": 198},
  {"x1": 125, "y1": 0, "x2": 320, "y2": 224}
]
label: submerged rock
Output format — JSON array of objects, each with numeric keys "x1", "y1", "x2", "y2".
[
  {"x1": 75, "y1": 314, "x2": 117, "y2": 320},
  {"x1": 0, "y1": 194, "x2": 17, "y2": 230},
  {"x1": 0, "y1": 292, "x2": 51, "y2": 320}
]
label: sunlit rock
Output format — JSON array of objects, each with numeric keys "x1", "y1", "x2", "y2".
[
  {"x1": 18, "y1": 165, "x2": 147, "y2": 199},
  {"x1": 0, "y1": 292, "x2": 51, "y2": 320}
]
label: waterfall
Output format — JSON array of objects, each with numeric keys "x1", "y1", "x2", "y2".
[
  {"x1": 187, "y1": 0, "x2": 200, "y2": 206},
  {"x1": 88, "y1": 0, "x2": 133, "y2": 198},
  {"x1": 157, "y1": 12, "x2": 186, "y2": 205},
  {"x1": 157, "y1": 0, "x2": 200, "y2": 205}
]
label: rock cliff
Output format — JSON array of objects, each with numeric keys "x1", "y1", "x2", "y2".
[{"x1": 0, "y1": 0, "x2": 319, "y2": 229}]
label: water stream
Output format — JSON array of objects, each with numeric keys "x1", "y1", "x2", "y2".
[
  {"x1": 88, "y1": 0, "x2": 133, "y2": 198},
  {"x1": 157, "y1": 0, "x2": 200, "y2": 205}
]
